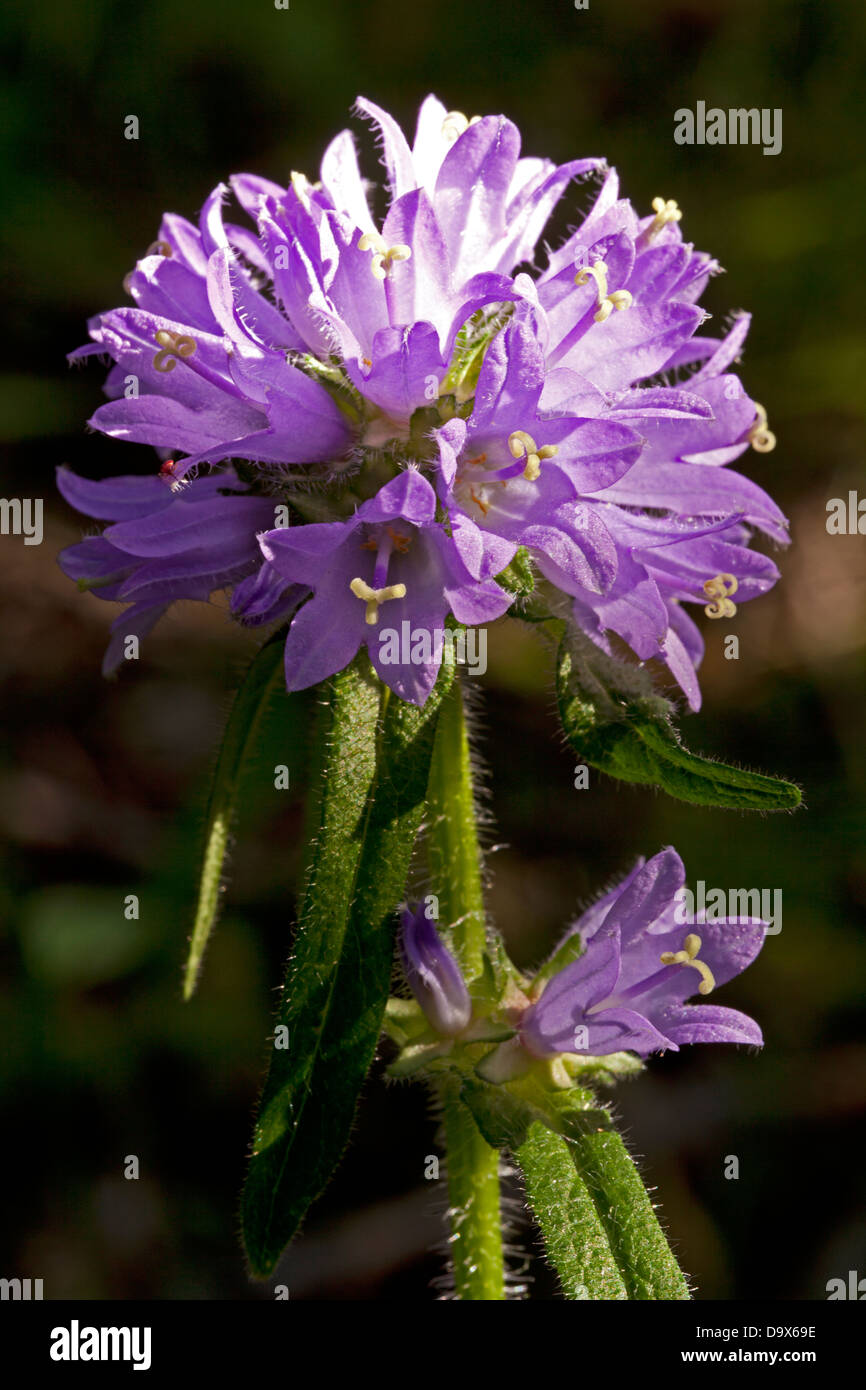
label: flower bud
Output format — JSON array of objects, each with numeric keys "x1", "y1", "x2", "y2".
[{"x1": 399, "y1": 906, "x2": 472, "y2": 1037}]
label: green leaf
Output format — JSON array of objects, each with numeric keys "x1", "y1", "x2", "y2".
[
  {"x1": 556, "y1": 627, "x2": 801, "y2": 810},
  {"x1": 564, "y1": 1109, "x2": 692, "y2": 1300},
  {"x1": 516, "y1": 1123, "x2": 628, "y2": 1300},
  {"x1": 460, "y1": 1074, "x2": 612, "y2": 1150},
  {"x1": 466, "y1": 1074, "x2": 690, "y2": 1298},
  {"x1": 183, "y1": 634, "x2": 287, "y2": 1001},
  {"x1": 241, "y1": 655, "x2": 454, "y2": 1276}
]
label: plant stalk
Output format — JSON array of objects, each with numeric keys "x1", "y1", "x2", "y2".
[{"x1": 427, "y1": 677, "x2": 505, "y2": 1300}]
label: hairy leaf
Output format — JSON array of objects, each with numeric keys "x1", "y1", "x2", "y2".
[
  {"x1": 241, "y1": 655, "x2": 454, "y2": 1276},
  {"x1": 183, "y1": 634, "x2": 286, "y2": 1001},
  {"x1": 565, "y1": 1102, "x2": 692, "y2": 1300},
  {"x1": 467, "y1": 1074, "x2": 690, "y2": 1299},
  {"x1": 517, "y1": 1122, "x2": 628, "y2": 1300},
  {"x1": 557, "y1": 628, "x2": 801, "y2": 811}
]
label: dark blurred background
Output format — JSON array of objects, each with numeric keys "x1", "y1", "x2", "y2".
[{"x1": 1, "y1": 0, "x2": 865, "y2": 1300}]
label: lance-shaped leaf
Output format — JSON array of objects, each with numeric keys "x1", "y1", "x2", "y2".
[
  {"x1": 517, "y1": 1122, "x2": 628, "y2": 1300},
  {"x1": 241, "y1": 654, "x2": 455, "y2": 1276},
  {"x1": 183, "y1": 633, "x2": 287, "y2": 1001},
  {"x1": 556, "y1": 626, "x2": 801, "y2": 811},
  {"x1": 463, "y1": 1073, "x2": 690, "y2": 1299},
  {"x1": 563, "y1": 1087, "x2": 691, "y2": 1300}
]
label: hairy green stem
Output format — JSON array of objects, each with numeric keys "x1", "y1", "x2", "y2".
[
  {"x1": 442, "y1": 1078, "x2": 505, "y2": 1301},
  {"x1": 427, "y1": 678, "x2": 504, "y2": 1300},
  {"x1": 426, "y1": 675, "x2": 486, "y2": 978}
]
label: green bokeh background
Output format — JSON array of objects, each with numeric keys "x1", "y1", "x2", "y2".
[{"x1": 1, "y1": 0, "x2": 865, "y2": 1299}]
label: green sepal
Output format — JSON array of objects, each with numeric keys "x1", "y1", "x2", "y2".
[
  {"x1": 495, "y1": 546, "x2": 535, "y2": 598},
  {"x1": 440, "y1": 306, "x2": 512, "y2": 401},
  {"x1": 387, "y1": 1040, "x2": 453, "y2": 1078},
  {"x1": 382, "y1": 995, "x2": 428, "y2": 1047},
  {"x1": 563, "y1": 1051, "x2": 646, "y2": 1086}
]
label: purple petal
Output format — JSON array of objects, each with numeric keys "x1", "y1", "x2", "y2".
[
  {"x1": 400, "y1": 906, "x2": 471, "y2": 1036},
  {"x1": 282, "y1": 589, "x2": 366, "y2": 692},
  {"x1": 433, "y1": 115, "x2": 521, "y2": 280},
  {"x1": 521, "y1": 928, "x2": 621, "y2": 1057},
  {"x1": 56, "y1": 467, "x2": 174, "y2": 521},
  {"x1": 103, "y1": 601, "x2": 171, "y2": 675},
  {"x1": 600, "y1": 847, "x2": 686, "y2": 945},
  {"x1": 104, "y1": 494, "x2": 276, "y2": 558},
  {"x1": 654, "y1": 1002, "x2": 762, "y2": 1048}
]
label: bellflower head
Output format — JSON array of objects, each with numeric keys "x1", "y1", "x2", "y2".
[
  {"x1": 59, "y1": 94, "x2": 786, "y2": 708},
  {"x1": 399, "y1": 905, "x2": 472, "y2": 1038}
]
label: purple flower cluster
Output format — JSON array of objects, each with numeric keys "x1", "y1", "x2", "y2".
[
  {"x1": 59, "y1": 95, "x2": 786, "y2": 705},
  {"x1": 400, "y1": 848, "x2": 765, "y2": 1072}
]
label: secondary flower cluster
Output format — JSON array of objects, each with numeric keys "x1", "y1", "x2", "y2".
[
  {"x1": 59, "y1": 95, "x2": 786, "y2": 705},
  {"x1": 397, "y1": 848, "x2": 765, "y2": 1083}
]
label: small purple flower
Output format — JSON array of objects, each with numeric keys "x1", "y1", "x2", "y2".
[
  {"x1": 399, "y1": 904, "x2": 472, "y2": 1037},
  {"x1": 532, "y1": 169, "x2": 717, "y2": 386},
  {"x1": 70, "y1": 243, "x2": 353, "y2": 480},
  {"x1": 434, "y1": 317, "x2": 643, "y2": 596},
  {"x1": 56, "y1": 465, "x2": 299, "y2": 672},
  {"x1": 332, "y1": 95, "x2": 604, "y2": 287},
  {"x1": 258, "y1": 469, "x2": 511, "y2": 704},
  {"x1": 519, "y1": 848, "x2": 765, "y2": 1060}
]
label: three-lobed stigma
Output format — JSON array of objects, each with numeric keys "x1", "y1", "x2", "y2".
[
  {"x1": 349, "y1": 576, "x2": 408, "y2": 625},
  {"x1": 574, "y1": 258, "x2": 634, "y2": 322},
  {"x1": 441, "y1": 111, "x2": 482, "y2": 142},
  {"x1": 646, "y1": 196, "x2": 682, "y2": 241},
  {"x1": 153, "y1": 330, "x2": 197, "y2": 373},
  {"x1": 748, "y1": 402, "x2": 776, "y2": 453},
  {"x1": 659, "y1": 932, "x2": 716, "y2": 996},
  {"x1": 358, "y1": 231, "x2": 412, "y2": 280},
  {"x1": 507, "y1": 429, "x2": 559, "y2": 482}
]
